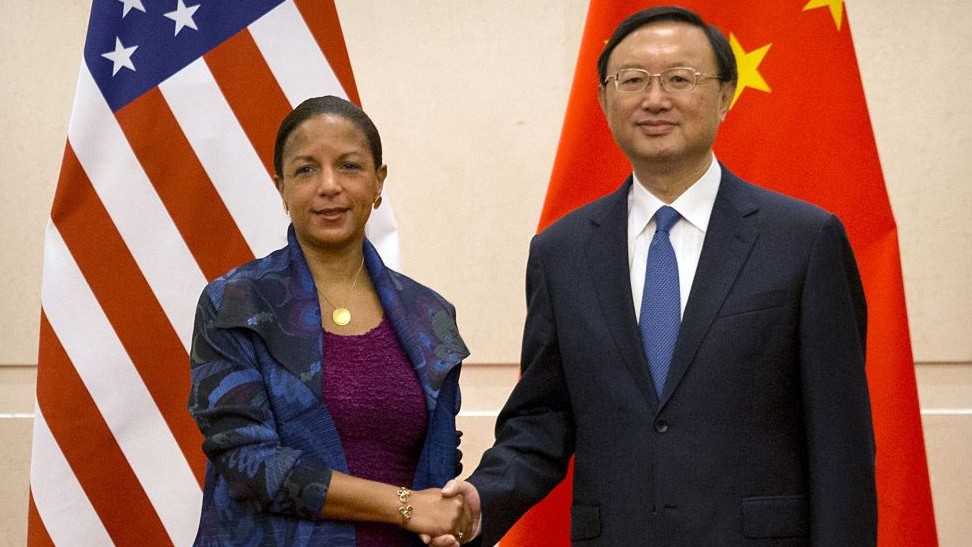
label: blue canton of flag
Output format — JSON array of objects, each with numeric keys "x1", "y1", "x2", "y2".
[{"x1": 85, "y1": 0, "x2": 286, "y2": 111}]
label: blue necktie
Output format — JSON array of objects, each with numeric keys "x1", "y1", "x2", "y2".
[{"x1": 640, "y1": 206, "x2": 681, "y2": 396}]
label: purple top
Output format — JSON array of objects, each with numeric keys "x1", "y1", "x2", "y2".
[{"x1": 323, "y1": 317, "x2": 429, "y2": 547}]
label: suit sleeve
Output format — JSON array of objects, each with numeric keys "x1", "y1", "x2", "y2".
[
  {"x1": 467, "y1": 235, "x2": 576, "y2": 546},
  {"x1": 799, "y1": 215, "x2": 877, "y2": 545},
  {"x1": 188, "y1": 287, "x2": 332, "y2": 520}
]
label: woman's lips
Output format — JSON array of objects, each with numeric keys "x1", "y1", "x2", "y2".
[{"x1": 315, "y1": 207, "x2": 347, "y2": 220}]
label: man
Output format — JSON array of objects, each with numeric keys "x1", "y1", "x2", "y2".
[{"x1": 439, "y1": 6, "x2": 876, "y2": 546}]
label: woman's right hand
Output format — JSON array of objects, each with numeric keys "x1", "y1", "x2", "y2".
[{"x1": 402, "y1": 487, "x2": 471, "y2": 541}]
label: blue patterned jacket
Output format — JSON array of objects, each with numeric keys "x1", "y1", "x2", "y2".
[{"x1": 188, "y1": 227, "x2": 469, "y2": 546}]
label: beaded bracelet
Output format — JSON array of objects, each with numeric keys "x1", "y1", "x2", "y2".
[{"x1": 397, "y1": 486, "x2": 413, "y2": 521}]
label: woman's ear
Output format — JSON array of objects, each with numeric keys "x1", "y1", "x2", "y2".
[{"x1": 274, "y1": 176, "x2": 288, "y2": 214}]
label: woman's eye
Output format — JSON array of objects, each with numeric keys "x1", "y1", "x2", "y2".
[{"x1": 341, "y1": 162, "x2": 362, "y2": 171}]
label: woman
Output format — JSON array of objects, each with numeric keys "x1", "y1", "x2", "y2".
[{"x1": 188, "y1": 96, "x2": 472, "y2": 546}]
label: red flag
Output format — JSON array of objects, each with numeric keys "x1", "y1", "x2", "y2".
[
  {"x1": 506, "y1": 1, "x2": 936, "y2": 545},
  {"x1": 28, "y1": 1, "x2": 397, "y2": 544}
]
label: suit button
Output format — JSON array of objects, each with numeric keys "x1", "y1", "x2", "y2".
[{"x1": 654, "y1": 420, "x2": 669, "y2": 433}]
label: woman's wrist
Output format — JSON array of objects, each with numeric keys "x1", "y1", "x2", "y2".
[{"x1": 396, "y1": 486, "x2": 413, "y2": 523}]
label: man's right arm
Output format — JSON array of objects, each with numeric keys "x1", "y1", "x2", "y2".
[{"x1": 462, "y1": 237, "x2": 577, "y2": 545}]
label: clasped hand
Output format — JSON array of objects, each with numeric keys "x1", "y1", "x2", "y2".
[{"x1": 415, "y1": 479, "x2": 481, "y2": 547}]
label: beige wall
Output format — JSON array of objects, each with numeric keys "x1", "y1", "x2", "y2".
[{"x1": 2, "y1": 1, "x2": 970, "y2": 545}]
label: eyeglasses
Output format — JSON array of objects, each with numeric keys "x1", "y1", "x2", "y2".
[{"x1": 604, "y1": 67, "x2": 721, "y2": 94}]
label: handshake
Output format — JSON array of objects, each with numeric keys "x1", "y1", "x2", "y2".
[{"x1": 408, "y1": 479, "x2": 482, "y2": 546}]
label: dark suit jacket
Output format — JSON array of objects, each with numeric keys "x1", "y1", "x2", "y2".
[{"x1": 468, "y1": 168, "x2": 876, "y2": 546}]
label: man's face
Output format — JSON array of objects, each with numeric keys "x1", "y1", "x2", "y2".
[{"x1": 598, "y1": 21, "x2": 734, "y2": 173}]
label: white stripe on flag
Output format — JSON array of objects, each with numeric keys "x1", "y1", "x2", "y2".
[
  {"x1": 250, "y1": 3, "x2": 402, "y2": 267},
  {"x1": 251, "y1": 0, "x2": 347, "y2": 106},
  {"x1": 30, "y1": 405, "x2": 114, "y2": 546},
  {"x1": 68, "y1": 65, "x2": 205, "y2": 352},
  {"x1": 160, "y1": 57, "x2": 289, "y2": 258},
  {"x1": 41, "y1": 223, "x2": 201, "y2": 546}
]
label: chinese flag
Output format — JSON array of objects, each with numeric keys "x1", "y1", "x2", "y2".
[{"x1": 503, "y1": 1, "x2": 937, "y2": 546}]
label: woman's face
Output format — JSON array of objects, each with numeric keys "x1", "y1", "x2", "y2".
[{"x1": 275, "y1": 114, "x2": 386, "y2": 254}]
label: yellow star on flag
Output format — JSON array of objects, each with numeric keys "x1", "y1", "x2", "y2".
[
  {"x1": 803, "y1": 0, "x2": 845, "y2": 30},
  {"x1": 728, "y1": 33, "x2": 771, "y2": 110}
]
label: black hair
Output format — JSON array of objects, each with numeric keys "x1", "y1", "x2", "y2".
[
  {"x1": 596, "y1": 6, "x2": 737, "y2": 86},
  {"x1": 273, "y1": 95, "x2": 382, "y2": 178}
]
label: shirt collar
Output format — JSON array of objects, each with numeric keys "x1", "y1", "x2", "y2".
[{"x1": 628, "y1": 154, "x2": 722, "y2": 236}]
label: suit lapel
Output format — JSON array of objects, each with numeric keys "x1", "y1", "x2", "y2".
[
  {"x1": 660, "y1": 171, "x2": 759, "y2": 406},
  {"x1": 585, "y1": 178, "x2": 659, "y2": 406}
]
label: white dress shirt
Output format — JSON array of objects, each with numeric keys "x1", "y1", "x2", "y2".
[{"x1": 628, "y1": 156, "x2": 722, "y2": 322}]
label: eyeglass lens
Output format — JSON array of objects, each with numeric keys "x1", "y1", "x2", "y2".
[{"x1": 614, "y1": 68, "x2": 698, "y2": 93}]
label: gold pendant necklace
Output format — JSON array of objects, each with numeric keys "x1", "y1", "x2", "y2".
[
  {"x1": 331, "y1": 307, "x2": 352, "y2": 326},
  {"x1": 317, "y1": 257, "x2": 365, "y2": 326}
]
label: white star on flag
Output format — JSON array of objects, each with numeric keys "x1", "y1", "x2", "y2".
[
  {"x1": 117, "y1": 0, "x2": 146, "y2": 18},
  {"x1": 101, "y1": 37, "x2": 138, "y2": 76},
  {"x1": 164, "y1": 0, "x2": 201, "y2": 36}
]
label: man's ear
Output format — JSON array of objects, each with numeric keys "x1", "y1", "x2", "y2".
[
  {"x1": 597, "y1": 84, "x2": 608, "y2": 115},
  {"x1": 719, "y1": 82, "x2": 736, "y2": 121}
]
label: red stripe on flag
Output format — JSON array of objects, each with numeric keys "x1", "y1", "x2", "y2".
[
  {"x1": 26, "y1": 493, "x2": 55, "y2": 547},
  {"x1": 36, "y1": 315, "x2": 171, "y2": 545},
  {"x1": 293, "y1": 0, "x2": 360, "y2": 105},
  {"x1": 50, "y1": 145, "x2": 206, "y2": 484},
  {"x1": 205, "y1": 29, "x2": 293, "y2": 179},
  {"x1": 115, "y1": 88, "x2": 255, "y2": 281}
]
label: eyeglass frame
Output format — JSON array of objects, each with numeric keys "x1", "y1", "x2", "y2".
[{"x1": 603, "y1": 67, "x2": 723, "y2": 94}]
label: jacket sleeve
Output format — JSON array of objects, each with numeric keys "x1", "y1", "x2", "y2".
[
  {"x1": 188, "y1": 286, "x2": 332, "y2": 520},
  {"x1": 800, "y1": 215, "x2": 877, "y2": 545},
  {"x1": 468, "y1": 235, "x2": 576, "y2": 546}
]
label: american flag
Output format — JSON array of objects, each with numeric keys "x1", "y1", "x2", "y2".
[{"x1": 28, "y1": 1, "x2": 398, "y2": 544}]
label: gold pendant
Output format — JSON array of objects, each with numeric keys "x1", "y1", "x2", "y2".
[{"x1": 332, "y1": 307, "x2": 351, "y2": 326}]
